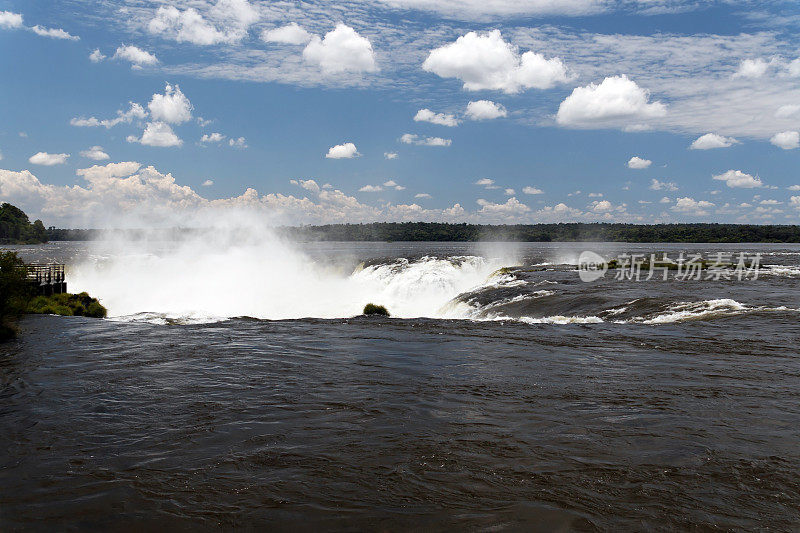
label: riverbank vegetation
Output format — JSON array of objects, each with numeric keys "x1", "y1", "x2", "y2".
[
  {"x1": 0, "y1": 251, "x2": 107, "y2": 340},
  {"x1": 0, "y1": 203, "x2": 48, "y2": 244},
  {"x1": 42, "y1": 222, "x2": 800, "y2": 243}
]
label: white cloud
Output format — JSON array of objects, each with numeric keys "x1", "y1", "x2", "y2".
[
  {"x1": 477, "y1": 197, "x2": 530, "y2": 219},
  {"x1": 359, "y1": 185, "x2": 383, "y2": 192},
  {"x1": 587, "y1": 192, "x2": 603, "y2": 197},
  {"x1": 303, "y1": 24, "x2": 377, "y2": 74},
  {"x1": 791, "y1": 196, "x2": 800, "y2": 208},
  {"x1": 128, "y1": 122, "x2": 183, "y2": 147},
  {"x1": 382, "y1": 180, "x2": 405, "y2": 190},
  {"x1": 148, "y1": 0, "x2": 257, "y2": 45},
  {"x1": 556, "y1": 75, "x2": 666, "y2": 127},
  {"x1": 89, "y1": 49, "x2": 106, "y2": 63},
  {"x1": 414, "y1": 108, "x2": 458, "y2": 127},
  {"x1": 80, "y1": 146, "x2": 110, "y2": 161},
  {"x1": 384, "y1": 152, "x2": 398, "y2": 159},
  {"x1": 400, "y1": 134, "x2": 451, "y2": 146},
  {"x1": 770, "y1": 131, "x2": 799, "y2": 150},
  {"x1": 113, "y1": 45, "x2": 158, "y2": 69},
  {"x1": 627, "y1": 156, "x2": 652, "y2": 169},
  {"x1": 690, "y1": 133, "x2": 738, "y2": 150},
  {"x1": 70, "y1": 102, "x2": 147, "y2": 129},
  {"x1": 30, "y1": 26, "x2": 79, "y2": 41},
  {"x1": 228, "y1": 137, "x2": 247, "y2": 149},
  {"x1": 200, "y1": 132, "x2": 226, "y2": 143},
  {"x1": 474, "y1": 178, "x2": 497, "y2": 189},
  {"x1": 713, "y1": 169, "x2": 763, "y2": 188},
  {"x1": 326, "y1": 142, "x2": 360, "y2": 159},
  {"x1": 202, "y1": 179, "x2": 214, "y2": 186},
  {"x1": 465, "y1": 100, "x2": 507, "y2": 120},
  {"x1": 422, "y1": 30, "x2": 568, "y2": 94},
  {"x1": 775, "y1": 105, "x2": 800, "y2": 119},
  {"x1": 261, "y1": 23, "x2": 312, "y2": 45},
  {"x1": 504, "y1": 188, "x2": 515, "y2": 195},
  {"x1": 29, "y1": 152, "x2": 69, "y2": 166},
  {"x1": 149, "y1": 6, "x2": 227, "y2": 45},
  {"x1": 649, "y1": 178, "x2": 678, "y2": 191},
  {"x1": 376, "y1": 0, "x2": 602, "y2": 19},
  {"x1": 0, "y1": 11, "x2": 23, "y2": 29},
  {"x1": 787, "y1": 185, "x2": 800, "y2": 191},
  {"x1": 149, "y1": 84, "x2": 192, "y2": 124},
  {"x1": 660, "y1": 196, "x2": 671, "y2": 204},
  {"x1": 522, "y1": 186, "x2": 543, "y2": 195},
  {"x1": 290, "y1": 179, "x2": 321, "y2": 193},
  {"x1": 732, "y1": 58, "x2": 772, "y2": 79},
  {"x1": 672, "y1": 197, "x2": 714, "y2": 216},
  {"x1": 415, "y1": 193, "x2": 431, "y2": 199},
  {"x1": 589, "y1": 199, "x2": 613, "y2": 212}
]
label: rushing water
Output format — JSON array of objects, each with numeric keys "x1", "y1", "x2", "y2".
[{"x1": 1, "y1": 240, "x2": 799, "y2": 530}]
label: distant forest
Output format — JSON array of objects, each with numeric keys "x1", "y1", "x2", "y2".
[{"x1": 44, "y1": 222, "x2": 800, "y2": 243}]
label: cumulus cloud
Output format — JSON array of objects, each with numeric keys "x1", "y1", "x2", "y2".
[
  {"x1": 89, "y1": 49, "x2": 106, "y2": 62},
  {"x1": 556, "y1": 75, "x2": 666, "y2": 127},
  {"x1": 128, "y1": 122, "x2": 183, "y2": 147},
  {"x1": 400, "y1": 134, "x2": 451, "y2": 146},
  {"x1": 415, "y1": 193, "x2": 431, "y2": 199},
  {"x1": 228, "y1": 137, "x2": 247, "y2": 149},
  {"x1": 303, "y1": 23, "x2": 377, "y2": 74},
  {"x1": 522, "y1": 186, "x2": 543, "y2": 194},
  {"x1": 732, "y1": 58, "x2": 773, "y2": 79},
  {"x1": 589, "y1": 199, "x2": 613, "y2": 212},
  {"x1": 384, "y1": 152, "x2": 398, "y2": 159},
  {"x1": 359, "y1": 184, "x2": 383, "y2": 192},
  {"x1": 627, "y1": 156, "x2": 652, "y2": 169},
  {"x1": 465, "y1": 100, "x2": 507, "y2": 120},
  {"x1": 414, "y1": 108, "x2": 459, "y2": 127},
  {"x1": 649, "y1": 178, "x2": 678, "y2": 191},
  {"x1": 200, "y1": 132, "x2": 226, "y2": 143},
  {"x1": 770, "y1": 131, "x2": 799, "y2": 150},
  {"x1": 0, "y1": 11, "x2": 23, "y2": 29},
  {"x1": 477, "y1": 197, "x2": 530, "y2": 215},
  {"x1": 474, "y1": 178, "x2": 498, "y2": 189},
  {"x1": 30, "y1": 25, "x2": 79, "y2": 40},
  {"x1": 80, "y1": 146, "x2": 110, "y2": 161},
  {"x1": 290, "y1": 179, "x2": 321, "y2": 193},
  {"x1": 70, "y1": 102, "x2": 147, "y2": 129},
  {"x1": 422, "y1": 30, "x2": 568, "y2": 94},
  {"x1": 149, "y1": 84, "x2": 192, "y2": 124},
  {"x1": 690, "y1": 133, "x2": 738, "y2": 150},
  {"x1": 261, "y1": 22, "x2": 312, "y2": 45},
  {"x1": 29, "y1": 152, "x2": 70, "y2": 166},
  {"x1": 202, "y1": 179, "x2": 214, "y2": 186},
  {"x1": 148, "y1": 0, "x2": 258, "y2": 45},
  {"x1": 113, "y1": 45, "x2": 158, "y2": 69},
  {"x1": 325, "y1": 142, "x2": 360, "y2": 159},
  {"x1": 383, "y1": 180, "x2": 405, "y2": 190},
  {"x1": 671, "y1": 197, "x2": 714, "y2": 216},
  {"x1": 713, "y1": 169, "x2": 763, "y2": 188}
]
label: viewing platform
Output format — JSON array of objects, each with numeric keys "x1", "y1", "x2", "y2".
[{"x1": 27, "y1": 264, "x2": 67, "y2": 296}]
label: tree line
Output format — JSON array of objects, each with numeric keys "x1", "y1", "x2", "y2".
[
  {"x1": 0, "y1": 203, "x2": 48, "y2": 244},
  {"x1": 38, "y1": 221, "x2": 800, "y2": 243}
]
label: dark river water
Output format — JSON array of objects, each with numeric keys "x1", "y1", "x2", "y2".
[{"x1": 1, "y1": 241, "x2": 799, "y2": 530}]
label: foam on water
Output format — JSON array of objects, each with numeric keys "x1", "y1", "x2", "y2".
[{"x1": 69, "y1": 231, "x2": 515, "y2": 321}]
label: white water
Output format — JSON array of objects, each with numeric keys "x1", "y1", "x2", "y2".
[{"x1": 69, "y1": 229, "x2": 514, "y2": 321}]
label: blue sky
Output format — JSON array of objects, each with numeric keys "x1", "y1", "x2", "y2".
[{"x1": 1, "y1": 0, "x2": 799, "y2": 227}]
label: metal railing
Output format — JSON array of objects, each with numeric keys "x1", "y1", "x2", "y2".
[{"x1": 26, "y1": 263, "x2": 66, "y2": 285}]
